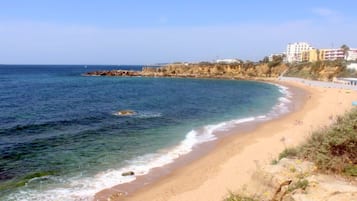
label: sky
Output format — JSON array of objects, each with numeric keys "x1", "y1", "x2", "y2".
[{"x1": 1, "y1": 0, "x2": 357, "y2": 64}]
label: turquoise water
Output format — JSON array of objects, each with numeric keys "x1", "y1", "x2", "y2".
[{"x1": 0, "y1": 65, "x2": 289, "y2": 200}]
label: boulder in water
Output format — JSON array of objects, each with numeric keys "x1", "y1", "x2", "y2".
[
  {"x1": 121, "y1": 171, "x2": 135, "y2": 176},
  {"x1": 115, "y1": 110, "x2": 136, "y2": 116}
]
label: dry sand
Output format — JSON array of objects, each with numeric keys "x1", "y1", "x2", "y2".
[{"x1": 96, "y1": 80, "x2": 357, "y2": 201}]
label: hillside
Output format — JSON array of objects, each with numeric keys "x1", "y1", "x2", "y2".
[
  {"x1": 285, "y1": 60, "x2": 357, "y2": 81},
  {"x1": 85, "y1": 60, "x2": 355, "y2": 81},
  {"x1": 225, "y1": 108, "x2": 357, "y2": 201},
  {"x1": 85, "y1": 62, "x2": 287, "y2": 79},
  {"x1": 141, "y1": 62, "x2": 287, "y2": 79}
]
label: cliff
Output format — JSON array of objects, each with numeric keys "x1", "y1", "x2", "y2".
[
  {"x1": 141, "y1": 63, "x2": 287, "y2": 78},
  {"x1": 84, "y1": 63, "x2": 288, "y2": 79},
  {"x1": 84, "y1": 60, "x2": 354, "y2": 81}
]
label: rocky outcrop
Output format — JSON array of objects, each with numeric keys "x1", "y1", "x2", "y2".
[
  {"x1": 84, "y1": 61, "x2": 350, "y2": 81},
  {"x1": 121, "y1": 171, "x2": 135, "y2": 176},
  {"x1": 85, "y1": 70, "x2": 140, "y2": 77},
  {"x1": 115, "y1": 110, "x2": 136, "y2": 116},
  {"x1": 238, "y1": 158, "x2": 357, "y2": 201},
  {"x1": 290, "y1": 174, "x2": 357, "y2": 201},
  {"x1": 141, "y1": 63, "x2": 287, "y2": 79},
  {"x1": 84, "y1": 63, "x2": 288, "y2": 79}
]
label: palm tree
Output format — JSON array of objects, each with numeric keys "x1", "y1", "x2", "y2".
[{"x1": 341, "y1": 44, "x2": 350, "y2": 54}]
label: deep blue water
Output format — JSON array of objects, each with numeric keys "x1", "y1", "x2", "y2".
[{"x1": 0, "y1": 65, "x2": 285, "y2": 200}]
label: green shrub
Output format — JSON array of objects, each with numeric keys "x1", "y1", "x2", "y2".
[
  {"x1": 288, "y1": 179, "x2": 309, "y2": 192},
  {"x1": 278, "y1": 148, "x2": 298, "y2": 160},
  {"x1": 294, "y1": 108, "x2": 357, "y2": 176},
  {"x1": 284, "y1": 60, "x2": 352, "y2": 80},
  {"x1": 344, "y1": 165, "x2": 357, "y2": 177},
  {"x1": 271, "y1": 159, "x2": 278, "y2": 165},
  {"x1": 224, "y1": 193, "x2": 257, "y2": 201}
]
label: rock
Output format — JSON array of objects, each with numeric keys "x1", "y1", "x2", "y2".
[
  {"x1": 115, "y1": 110, "x2": 136, "y2": 116},
  {"x1": 239, "y1": 158, "x2": 357, "y2": 201},
  {"x1": 121, "y1": 171, "x2": 135, "y2": 176},
  {"x1": 286, "y1": 174, "x2": 357, "y2": 201},
  {"x1": 84, "y1": 70, "x2": 140, "y2": 77}
]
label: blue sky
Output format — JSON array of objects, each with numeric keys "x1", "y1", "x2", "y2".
[{"x1": 1, "y1": 0, "x2": 357, "y2": 64}]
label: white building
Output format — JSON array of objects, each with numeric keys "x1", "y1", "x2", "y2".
[
  {"x1": 347, "y1": 63, "x2": 357, "y2": 70},
  {"x1": 215, "y1": 59, "x2": 241, "y2": 64},
  {"x1": 286, "y1": 42, "x2": 313, "y2": 63},
  {"x1": 345, "y1": 49, "x2": 357, "y2": 61}
]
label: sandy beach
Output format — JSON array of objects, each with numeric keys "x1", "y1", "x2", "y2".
[{"x1": 95, "y1": 79, "x2": 357, "y2": 201}]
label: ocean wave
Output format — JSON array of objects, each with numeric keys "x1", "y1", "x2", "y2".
[{"x1": 267, "y1": 84, "x2": 292, "y2": 117}]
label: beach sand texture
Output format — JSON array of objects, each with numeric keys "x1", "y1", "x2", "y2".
[{"x1": 96, "y1": 80, "x2": 357, "y2": 201}]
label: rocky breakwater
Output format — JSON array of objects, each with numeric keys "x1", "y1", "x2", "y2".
[{"x1": 84, "y1": 70, "x2": 141, "y2": 77}]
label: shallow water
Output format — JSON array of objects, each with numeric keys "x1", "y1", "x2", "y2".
[{"x1": 0, "y1": 65, "x2": 288, "y2": 200}]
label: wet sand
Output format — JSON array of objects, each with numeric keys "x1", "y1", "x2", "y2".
[{"x1": 95, "y1": 80, "x2": 357, "y2": 201}]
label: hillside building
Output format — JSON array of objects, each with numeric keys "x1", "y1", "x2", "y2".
[
  {"x1": 347, "y1": 63, "x2": 357, "y2": 70},
  {"x1": 286, "y1": 42, "x2": 313, "y2": 62},
  {"x1": 345, "y1": 49, "x2": 357, "y2": 61},
  {"x1": 319, "y1": 48, "x2": 345, "y2": 61},
  {"x1": 301, "y1": 49, "x2": 319, "y2": 62}
]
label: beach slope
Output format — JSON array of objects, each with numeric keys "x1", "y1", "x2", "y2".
[{"x1": 98, "y1": 80, "x2": 357, "y2": 201}]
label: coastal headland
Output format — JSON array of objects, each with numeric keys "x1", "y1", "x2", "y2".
[
  {"x1": 91, "y1": 68, "x2": 357, "y2": 201},
  {"x1": 84, "y1": 60, "x2": 347, "y2": 81},
  {"x1": 84, "y1": 62, "x2": 287, "y2": 79}
]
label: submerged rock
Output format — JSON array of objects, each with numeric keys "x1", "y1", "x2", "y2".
[
  {"x1": 121, "y1": 171, "x2": 135, "y2": 176},
  {"x1": 115, "y1": 110, "x2": 136, "y2": 116}
]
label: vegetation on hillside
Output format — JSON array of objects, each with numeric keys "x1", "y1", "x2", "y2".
[
  {"x1": 285, "y1": 60, "x2": 357, "y2": 80},
  {"x1": 224, "y1": 193, "x2": 258, "y2": 201},
  {"x1": 141, "y1": 60, "x2": 287, "y2": 78},
  {"x1": 225, "y1": 108, "x2": 357, "y2": 201},
  {"x1": 279, "y1": 108, "x2": 357, "y2": 177}
]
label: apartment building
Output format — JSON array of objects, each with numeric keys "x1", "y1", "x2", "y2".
[
  {"x1": 301, "y1": 49, "x2": 319, "y2": 62},
  {"x1": 286, "y1": 42, "x2": 313, "y2": 62},
  {"x1": 319, "y1": 48, "x2": 345, "y2": 61}
]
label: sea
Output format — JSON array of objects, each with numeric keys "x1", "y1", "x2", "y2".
[{"x1": 0, "y1": 65, "x2": 292, "y2": 201}]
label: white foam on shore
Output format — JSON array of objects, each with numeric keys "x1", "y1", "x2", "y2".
[
  {"x1": 267, "y1": 84, "x2": 293, "y2": 118},
  {"x1": 5, "y1": 118, "x2": 259, "y2": 201},
  {"x1": 6, "y1": 85, "x2": 293, "y2": 201}
]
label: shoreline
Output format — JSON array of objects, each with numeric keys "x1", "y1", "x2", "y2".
[
  {"x1": 94, "y1": 80, "x2": 307, "y2": 201},
  {"x1": 94, "y1": 79, "x2": 357, "y2": 201}
]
